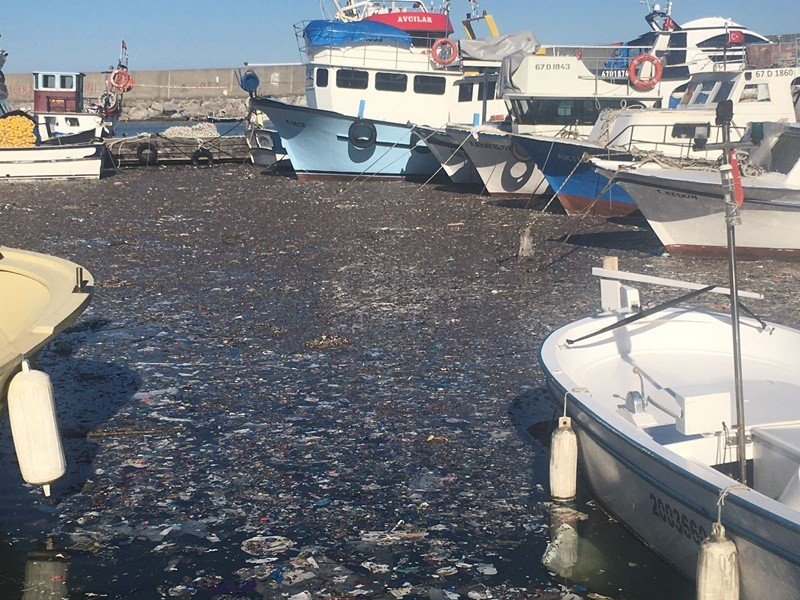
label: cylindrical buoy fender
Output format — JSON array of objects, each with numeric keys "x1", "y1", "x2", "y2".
[
  {"x1": 697, "y1": 522, "x2": 740, "y2": 600},
  {"x1": 550, "y1": 416, "x2": 578, "y2": 501},
  {"x1": 7, "y1": 361, "x2": 66, "y2": 496}
]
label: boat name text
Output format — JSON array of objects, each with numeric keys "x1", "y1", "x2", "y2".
[
  {"x1": 656, "y1": 188, "x2": 698, "y2": 200},
  {"x1": 600, "y1": 69, "x2": 628, "y2": 79},
  {"x1": 397, "y1": 16, "x2": 434, "y2": 24},
  {"x1": 752, "y1": 68, "x2": 796, "y2": 78},
  {"x1": 650, "y1": 493, "x2": 707, "y2": 545},
  {"x1": 535, "y1": 63, "x2": 571, "y2": 71}
]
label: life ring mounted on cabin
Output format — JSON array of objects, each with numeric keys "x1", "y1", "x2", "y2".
[
  {"x1": 628, "y1": 54, "x2": 663, "y2": 91},
  {"x1": 109, "y1": 68, "x2": 135, "y2": 92},
  {"x1": 431, "y1": 38, "x2": 459, "y2": 67}
]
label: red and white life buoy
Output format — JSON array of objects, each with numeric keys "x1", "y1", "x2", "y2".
[
  {"x1": 628, "y1": 54, "x2": 663, "y2": 91},
  {"x1": 109, "y1": 68, "x2": 134, "y2": 92},
  {"x1": 431, "y1": 38, "x2": 459, "y2": 66}
]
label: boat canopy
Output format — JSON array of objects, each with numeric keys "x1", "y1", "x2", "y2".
[
  {"x1": 460, "y1": 30, "x2": 539, "y2": 61},
  {"x1": 303, "y1": 20, "x2": 413, "y2": 48}
]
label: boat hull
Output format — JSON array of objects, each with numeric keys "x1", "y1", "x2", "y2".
[
  {"x1": 609, "y1": 170, "x2": 800, "y2": 258},
  {"x1": 415, "y1": 126, "x2": 482, "y2": 186},
  {"x1": 252, "y1": 98, "x2": 439, "y2": 181},
  {"x1": 0, "y1": 143, "x2": 104, "y2": 181},
  {"x1": 514, "y1": 135, "x2": 637, "y2": 216},
  {"x1": 459, "y1": 129, "x2": 549, "y2": 197},
  {"x1": 540, "y1": 310, "x2": 800, "y2": 598}
]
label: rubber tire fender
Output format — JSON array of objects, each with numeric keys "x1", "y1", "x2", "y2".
[
  {"x1": 136, "y1": 141, "x2": 158, "y2": 166},
  {"x1": 348, "y1": 119, "x2": 377, "y2": 150},
  {"x1": 191, "y1": 147, "x2": 214, "y2": 166}
]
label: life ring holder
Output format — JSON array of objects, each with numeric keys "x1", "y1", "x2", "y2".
[
  {"x1": 628, "y1": 54, "x2": 663, "y2": 91},
  {"x1": 136, "y1": 141, "x2": 158, "y2": 166},
  {"x1": 191, "y1": 147, "x2": 214, "y2": 167},
  {"x1": 348, "y1": 119, "x2": 377, "y2": 150},
  {"x1": 431, "y1": 38, "x2": 459, "y2": 67}
]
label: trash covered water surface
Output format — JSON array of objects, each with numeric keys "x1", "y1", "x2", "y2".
[{"x1": 2, "y1": 166, "x2": 794, "y2": 598}]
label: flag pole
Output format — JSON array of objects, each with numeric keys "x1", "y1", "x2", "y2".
[{"x1": 717, "y1": 99, "x2": 747, "y2": 486}]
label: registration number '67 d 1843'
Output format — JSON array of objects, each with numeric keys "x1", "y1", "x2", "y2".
[{"x1": 650, "y1": 493, "x2": 708, "y2": 545}]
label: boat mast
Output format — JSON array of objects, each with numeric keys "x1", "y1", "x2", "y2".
[{"x1": 717, "y1": 98, "x2": 748, "y2": 486}]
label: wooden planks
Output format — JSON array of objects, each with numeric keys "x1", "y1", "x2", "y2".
[{"x1": 105, "y1": 134, "x2": 250, "y2": 167}]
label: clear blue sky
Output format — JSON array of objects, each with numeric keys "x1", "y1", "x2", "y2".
[{"x1": 1, "y1": 0, "x2": 797, "y2": 73}]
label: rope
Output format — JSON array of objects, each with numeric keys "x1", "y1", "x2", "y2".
[{"x1": 412, "y1": 128, "x2": 474, "y2": 194}]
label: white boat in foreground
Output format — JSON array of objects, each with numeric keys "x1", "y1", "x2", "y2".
[
  {"x1": 540, "y1": 265, "x2": 800, "y2": 598},
  {"x1": 1, "y1": 247, "x2": 93, "y2": 495},
  {"x1": 592, "y1": 122, "x2": 800, "y2": 258},
  {"x1": 0, "y1": 143, "x2": 105, "y2": 181}
]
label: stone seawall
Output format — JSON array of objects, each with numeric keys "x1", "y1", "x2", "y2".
[{"x1": 5, "y1": 64, "x2": 306, "y2": 120}]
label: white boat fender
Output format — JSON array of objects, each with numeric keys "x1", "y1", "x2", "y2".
[
  {"x1": 550, "y1": 415, "x2": 578, "y2": 502},
  {"x1": 697, "y1": 486, "x2": 743, "y2": 600},
  {"x1": 7, "y1": 359, "x2": 66, "y2": 497}
]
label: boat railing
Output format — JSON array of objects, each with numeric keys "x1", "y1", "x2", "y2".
[
  {"x1": 603, "y1": 122, "x2": 749, "y2": 158},
  {"x1": 746, "y1": 37, "x2": 800, "y2": 69}
]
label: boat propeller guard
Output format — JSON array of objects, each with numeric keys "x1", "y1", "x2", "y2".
[{"x1": 628, "y1": 54, "x2": 663, "y2": 91}]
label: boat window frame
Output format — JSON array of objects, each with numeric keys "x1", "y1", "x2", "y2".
[
  {"x1": 375, "y1": 72, "x2": 408, "y2": 93},
  {"x1": 458, "y1": 83, "x2": 474, "y2": 103},
  {"x1": 335, "y1": 68, "x2": 369, "y2": 90},
  {"x1": 42, "y1": 74, "x2": 57, "y2": 89},
  {"x1": 413, "y1": 75, "x2": 447, "y2": 96},
  {"x1": 739, "y1": 82, "x2": 771, "y2": 103},
  {"x1": 316, "y1": 68, "x2": 329, "y2": 88},
  {"x1": 60, "y1": 75, "x2": 74, "y2": 90}
]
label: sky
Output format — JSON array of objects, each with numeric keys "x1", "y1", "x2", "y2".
[{"x1": 1, "y1": 0, "x2": 798, "y2": 73}]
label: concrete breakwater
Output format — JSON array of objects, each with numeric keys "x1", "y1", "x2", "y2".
[{"x1": 4, "y1": 64, "x2": 305, "y2": 120}]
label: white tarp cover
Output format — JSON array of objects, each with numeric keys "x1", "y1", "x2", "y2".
[{"x1": 460, "y1": 30, "x2": 538, "y2": 61}]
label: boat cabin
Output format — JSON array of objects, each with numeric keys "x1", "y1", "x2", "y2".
[{"x1": 33, "y1": 71, "x2": 85, "y2": 114}]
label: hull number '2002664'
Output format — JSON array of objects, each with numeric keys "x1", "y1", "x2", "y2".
[{"x1": 649, "y1": 492, "x2": 708, "y2": 545}]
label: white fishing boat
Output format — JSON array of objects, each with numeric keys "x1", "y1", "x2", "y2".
[
  {"x1": 592, "y1": 122, "x2": 800, "y2": 258},
  {"x1": 463, "y1": 3, "x2": 769, "y2": 198},
  {"x1": 540, "y1": 262, "x2": 800, "y2": 598},
  {"x1": 0, "y1": 247, "x2": 93, "y2": 495},
  {"x1": 250, "y1": 1, "x2": 529, "y2": 180},
  {"x1": 409, "y1": 124, "x2": 482, "y2": 185},
  {"x1": 0, "y1": 143, "x2": 105, "y2": 181},
  {"x1": 511, "y1": 38, "x2": 800, "y2": 216}
]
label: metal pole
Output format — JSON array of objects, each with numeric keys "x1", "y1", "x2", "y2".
[
  {"x1": 481, "y1": 71, "x2": 489, "y2": 124},
  {"x1": 719, "y1": 104, "x2": 747, "y2": 486}
]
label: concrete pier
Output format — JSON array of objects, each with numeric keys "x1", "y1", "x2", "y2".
[{"x1": 4, "y1": 64, "x2": 305, "y2": 120}]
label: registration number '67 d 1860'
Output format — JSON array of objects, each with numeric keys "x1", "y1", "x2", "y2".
[{"x1": 650, "y1": 493, "x2": 708, "y2": 545}]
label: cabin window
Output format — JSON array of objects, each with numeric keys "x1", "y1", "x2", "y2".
[
  {"x1": 740, "y1": 83, "x2": 770, "y2": 102},
  {"x1": 60, "y1": 75, "x2": 74, "y2": 89},
  {"x1": 458, "y1": 83, "x2": 474, "y2": 102},
  {"x1": 42, "y1": 74, "x2": 57, "y2": 88},
  {"x1": 44, "y1": 116, "x2": 57, "y2": 125},
  {"x1": 672, "y1": 123, "x2": 711, "y2": 139},
  {"x1": 316, "y1": 68, "x2": 329, "y2": 88},
  {"x1": 510, "y1": 98, "x2": 645, "y2": 126},
  {"x1": 767, "y1": 131, "x2": 800, "y2": 175},
  {"x1": 478, "y1": 80, "x2": 496, "y2": 101},
  {"x1": 336, "y1": 69, "x2": 369, "y2": 90},
  {"x1": 375, "y1": 72, "x2": 407, "y2": 92},
  {"x1": 695, "y1": 81, "x2": 717, "y2": 105},
  {"x1": 713, "y1": 80, "x2": 736, "y2": 103},
  {"x1": 698, "y1": 33, "x2": 767, "y2": 49},
  {"x1": 414, "y1": 75, "x2": 446, "y2": 95},
  {"x1": 66, "y1": 117, "x2": 80, "y2": 127}
]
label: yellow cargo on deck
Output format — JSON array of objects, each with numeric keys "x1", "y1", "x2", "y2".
[{"x1": 0, "y1": 115, "x2": 37, "y2": 148}]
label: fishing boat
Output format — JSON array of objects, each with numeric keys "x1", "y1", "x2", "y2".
[
  {"x1": 592, "y1": 121, "x2": 800, "y2": 258},
  {"x1": 462, "y1": 3, "x2": 769, "y2": 199},
  {"x1": 0, "y1": 247, "x2": 93, "y2": 495},
  {"x1": 412, "y1": 123, "x2": 483, "y2": 185},
  {"x1": 513, "y1": 38, "x2": 800, "y2": 216},
  {"x1": 252, "y1": 1, "x2": 533, "y2": 180},
  {"x1": 0, "y1": 142, "x2": 105, "y2": 181},
  {"x1": 539, "y1": 262, "x2": 800, "y2": 598}
]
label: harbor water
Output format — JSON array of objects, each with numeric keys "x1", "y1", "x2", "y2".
[{"x1": 5, "y1": 166, "x2": 797, "y2": 598}]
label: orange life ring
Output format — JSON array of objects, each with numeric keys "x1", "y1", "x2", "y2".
[
  {"x1": 431, "y1": 38, "x2": 458, "y2": 66},
  {"x1": 628, "y1": 54, "x2": 663, "y2": 91},
  {"x1": 110, "y1": 69, "x2": 134, "y2": 91}
]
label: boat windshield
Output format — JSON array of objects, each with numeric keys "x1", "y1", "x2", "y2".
[
  {"x1": 624, "y1": 31, "x2": 658, "y2": 52},
  {"x1": 679, "y1": 76, "x2": 737, "y2": 108}
]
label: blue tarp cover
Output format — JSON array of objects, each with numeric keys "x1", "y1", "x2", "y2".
[{"x1": 304, "y1": 20, "x2": 412, "y2": 48}]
